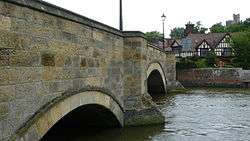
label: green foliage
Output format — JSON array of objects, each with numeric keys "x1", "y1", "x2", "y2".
[
  {"x1": 210, "y1": 23, "x2": 226, "y2": 33},
  {"x1": 226, "y1": 24, "x2": 246, "y2": 33},
  {"x1": 231, "y1": 31, "x2": 250, "y2": 69},
  {"x1": 145, "y1": 31, "x2": 163, "y2": 44},
  {"x1": 170, "y1": 21, "x2": 208, "y2": 37},
  {"x1": 205, "y1": 52, "x2": 217, "y2": 67},
  {"x1": 195, "y1": 59, "x2": 208, "y2": 68},
  {"x1": 176, "y1": 58, "x2": 196, "y2": 70},
  {"x1": 193, "y1": 21, "x2": 208, "y2": 34},
  {"x1": 210, "y1": 18, "x2": 250, "y2": 33},
  {"x1": 177, "y1": 53, "x2": 218, "y2": 70},
  {"x1": 243, "y1": 18, "x2": 250, "y2": 27},
  {"x1": 170, "y1": 27, "x2": 185, "y2": 39},
  {"x1": 224, "y1": 64, "x2": 234, "y2": 68}
]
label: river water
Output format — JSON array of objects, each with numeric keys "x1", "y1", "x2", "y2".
[{"x1": 45, "y1": 89, "x2": 250, "y2": 141}]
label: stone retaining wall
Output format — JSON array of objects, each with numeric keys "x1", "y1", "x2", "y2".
[{"x1": 177, "y1": 68, "x2": 250, "y2": 88}]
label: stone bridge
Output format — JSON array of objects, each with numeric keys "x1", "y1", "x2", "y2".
[{"x1": 0, "y1": 0, "x2": 177, "y2": 140}]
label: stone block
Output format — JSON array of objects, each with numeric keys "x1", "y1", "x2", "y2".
[
  {"x1": 87, "y1": 58, "x2": 95, "y2": 67},
  {"x1": 0, "y1": 119, "x2": 12, "y2": 140},
  {"x1": 94, "y1": 40, "x2": 107, "y2": 49},
  {"x1": 30, "y1": 37, "x2": 49, "y2": 52},
  {"x1": 0, "y1": 31, "x2": 31, "y2": 50},
  {"x1": 60, "y1": 31, "x2": 78, "y2": 43},
  {"x1": 93, "y1": 31, "x2": 103, "y2": 41},
  {"x1": 54, "y1": 53, "x2": 65, "y2": 67},
  {"x1": 0, "y1": 67, "x2": 42, "y2": 85},
  {"x1": 63, "y1": 56, "x2": 72, "y2": 67},
  {"x1": 0, "y1": 15, "x2": 11, "y2": 31},
  {"x1": 41, "y1": 51, "x2": 55, "y2": 67},
  {"x1": 72, "y1": 56, "x2": 80, "y2": 67},
  {"x1": 0, "y1": 2, "x2": 22, "y2": 17},
  {"x1": 9, "y1": 51, "x2": 41, "y2": 67},
  {"x1": 24, "y1": 129, "x2": 39, "y2": 141},
  {"x1": 85, "y1": 77, "x2": 102, "y2": 87},
  {"x1": 0, "y1": 85, "x2": 15, "y2": 103},
  {"x1": 72, "y1": 78, "x2": 85, "y2": 91},
  {"x1": 0, "y1": 103, "x2": 9, "y2": 118},
  {"x1": 14, "y1": 83, "x2": 38, "y2": 100},
  {"x1": 124, "y1": 108, "x2": 165, "y2": 126},
  {"x1": 41, "y1": 67, "x2": 57, "y2": 81},
  {"x1": 80, "y1": 58, "x2": 87, "y2": 68}
]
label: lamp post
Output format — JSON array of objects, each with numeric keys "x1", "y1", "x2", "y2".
[
  {"x1": 161, "y1": 13, "x2": 166, "y2": 50},
  {"x1": 120, "y1": 0, "x2": 123, "y2": 31}
]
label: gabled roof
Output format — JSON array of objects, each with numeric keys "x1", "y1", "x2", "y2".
[
  {"x1": 164, "y1": 38, "x2": 181, "y2": 48},
  {"x1": 195, "y1": 39, "x2": 211, "y2": 49},
  {"x1": 180, "y1": 33, "x2": 230, "y2": 51},
  {"x1": 154, "y1": 38, "x2": 181, "y2": 51}
]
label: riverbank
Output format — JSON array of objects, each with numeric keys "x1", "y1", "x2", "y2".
[
  {"x1": 177, "y1": 68, "x2": 250, "y2": 88},
  {"x1": 168, "y1": 87, "x2": 250, "y2": 95},
  {"x1": 186, "y1": 87, "x2": 250, "y2": 94}
]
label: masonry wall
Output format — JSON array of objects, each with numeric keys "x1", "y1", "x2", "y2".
[
  {"x1": 144, "y1": 45, "x2": 176, "y2": 88},
  {"x1": 0, "y1": 0, "x2": 177, "y2": 140},
  {"x1": 123, "y1": 34, "x2": 176, "y2": 126},
  {"x1": 0, "y1": 1, "x2": 124, "y2": 140},
  {"x1": 177, "y1": 68, "x2": 250, "y2": 87}
]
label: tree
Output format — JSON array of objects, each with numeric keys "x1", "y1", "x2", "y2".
[
  {"x1": 145, "y1": 31, "x2": 163, "y2": 44},
  {"x1": 243, "y1": 18, "x2": 250, "y2": 26},
  {"x1": 170, "y1": 27, "x2": 185, "y2": 39},
  {"x1": 243, "y1": 18, "x2": 250, "y2": 31},
  {"x1": 210, "y1": 23, "x2": 226, "y2": 33},
  {"x1": 224, "y1": 18, "x2": 250, "y2": 33},
  {"x1": 226, "y1": 24, "x2": 245, "y2": 33},
  {"x1": 205, "y1": 52, "x2": 217, "y2": 67},
  {"x1": 193, "y1": 21, "x2": 208, "y2": 34},
  {"x1": 232, "y1": 31, "x2": 250, "y2": 69}
]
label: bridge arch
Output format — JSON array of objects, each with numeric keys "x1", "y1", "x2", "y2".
[
  {"x1": 146, "y1": 62, "x2": 168, "y2": 97},
  {"x1": 13, "y1": 91, "x2": 124, "y2": 141}
]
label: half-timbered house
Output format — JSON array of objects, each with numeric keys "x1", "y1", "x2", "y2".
[{"x1": 178, "y1": 33, "x2": 232, "y2": 57}]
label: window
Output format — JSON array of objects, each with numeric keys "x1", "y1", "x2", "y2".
[
  {"x1": 199, "y1": 48, "x2": 210, "y2": 57},
  {"x1": 222, "y1": 48, "x2": 231, "y2": 57}
]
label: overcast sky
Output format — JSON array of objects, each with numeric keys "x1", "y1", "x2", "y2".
[{"x1": 43, "y1": 0, "x2": 249, "y2": 37}]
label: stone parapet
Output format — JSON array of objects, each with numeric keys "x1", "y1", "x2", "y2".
[{"x1": 4, "y1": 0, "x2": 123, "y2": 37}]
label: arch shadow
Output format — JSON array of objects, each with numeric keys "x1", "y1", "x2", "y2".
[
  {"x1": 13, "y1": 91, "x2": 124, "y2": 141},
  {"x1": 146, "y1": 62, "x2": 168, "y2": 99}
]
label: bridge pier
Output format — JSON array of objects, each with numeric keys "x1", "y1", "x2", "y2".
[{"x1": 122, "y1": 32, "x2": 169, "y2": 126}]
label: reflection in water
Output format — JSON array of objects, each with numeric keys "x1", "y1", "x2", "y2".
[
  {"x1": 42, "y1": 125, "x2": 164, "y2": 141},
  {"x1": 103, "y1": 125, "x2": 164, "y2": 141},
  {"x1": 43, "y1": 89, "x2": 250, "y2": 141}
]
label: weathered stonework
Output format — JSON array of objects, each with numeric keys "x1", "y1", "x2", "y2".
[
  {"x1": 0, "y1": 0, "x2": 178, "y2": 140},
  {"x1": 122, "y1": 33, "x2": 177, "y2": 125},
  {"x1": 177, "y1": 68, "x2": 250, "y2": 87}
]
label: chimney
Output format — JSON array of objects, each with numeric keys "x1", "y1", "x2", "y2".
[{"x1": 185, "y1": 23, "x2": 195, "y2": 37}]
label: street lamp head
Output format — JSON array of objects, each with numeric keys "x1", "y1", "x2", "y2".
[{"x1": 161, "y1": 13, "x2": 166, "y2": 21}]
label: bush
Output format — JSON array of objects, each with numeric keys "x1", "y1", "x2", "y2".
[
  {"x1": 205, "y1": 52, "x2": 217, "y2": 67},
  {"x1": 232, "y1": 31, "x2": 250, "y2": 69},
  {"x1": 195, "y1": 59, "x2": 208, "y2": 68},
  {"x1": 176, "y1": 58, "x2": 196, "y2": 70},
  {"x1": 176, "y1": 54, "x2": 218, "y2": 70}
]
